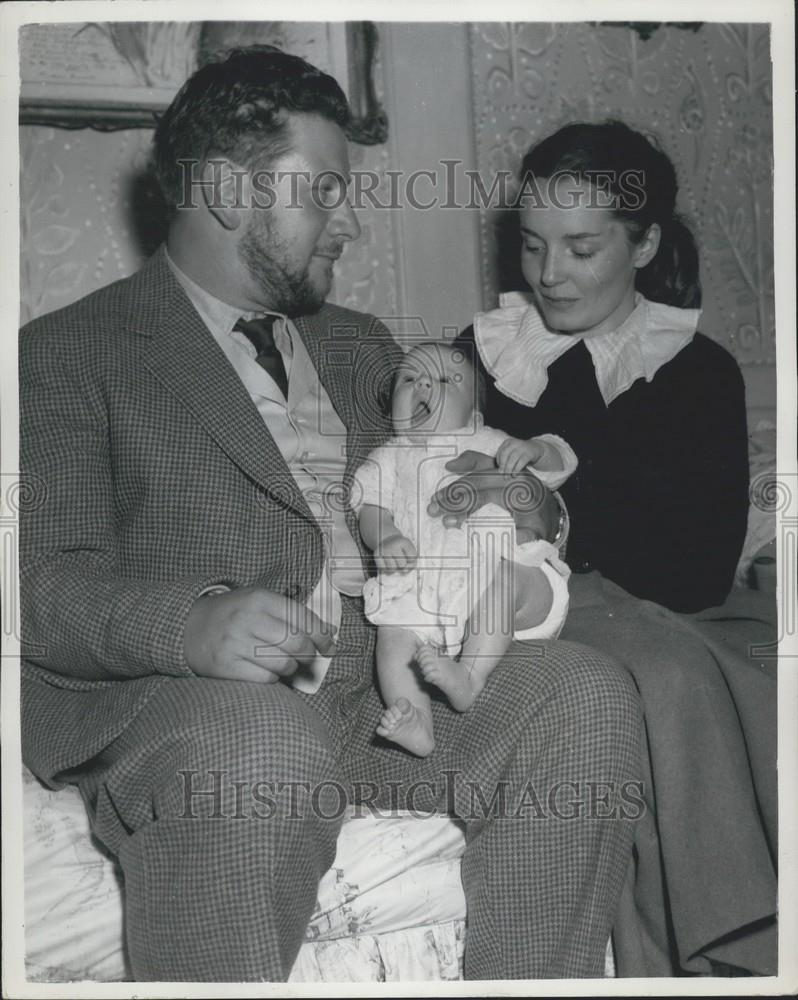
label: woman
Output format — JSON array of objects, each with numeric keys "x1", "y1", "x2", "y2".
[
  {"x1": 461, "y1": 121, "x2": 749, "y2": 613},
  {"x1": 456, "y1": 122, "x2": 776, "y2": 979}
]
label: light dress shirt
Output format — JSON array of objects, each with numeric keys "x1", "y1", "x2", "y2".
[{"x1": 166, "y1": 251, "x2": 361, "y2": 691}]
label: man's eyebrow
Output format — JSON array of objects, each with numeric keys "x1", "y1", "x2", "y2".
[{"x1": 312, "y1": 170, "x2": 350, "y2": 185}]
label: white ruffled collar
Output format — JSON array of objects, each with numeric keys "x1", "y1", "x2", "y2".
[{"x1": 474, "y1": 292, "x2": 701, "y2": 407}]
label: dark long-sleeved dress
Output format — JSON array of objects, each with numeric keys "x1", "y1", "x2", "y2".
[{"x1": 460, "y1": 326, "x2": 749, "y2": 613}]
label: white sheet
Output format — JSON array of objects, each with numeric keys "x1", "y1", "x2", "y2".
[{"x1": 23, "y1": 767, "x2": 467, "y2": 982}]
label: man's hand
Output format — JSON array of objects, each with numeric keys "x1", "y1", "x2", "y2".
[
  {"x1": 374, "y1": 533, "x2": 418, "y2": 573},
  {"x1": 428, "y1": 450, "x2": 559, "y2": 544},
  {"x1": 496, "y1": 437, "x2": 545, "y2": 475},
  {"x1": 183, "y1": 586, "x2": 337, "y2": 683}
]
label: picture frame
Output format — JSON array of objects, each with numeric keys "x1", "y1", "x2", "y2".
[{"x1": 18, "y1": 20, "x2": 388, "y2": 144}]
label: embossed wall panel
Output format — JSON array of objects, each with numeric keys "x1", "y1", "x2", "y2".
[
  {"x1": 469, "y1": 22, "x2": 775, "y2": 375},
  {"x1": 19, "y1": 125, "x2": 397, "y2": 326},
  {"x1": 21, "y1": 127, "x2": 157, "y2": 325}
]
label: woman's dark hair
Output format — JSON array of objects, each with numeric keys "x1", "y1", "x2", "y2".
[
  {"x1": 154, "y1": 45, "x2": 351, "y2": 208},
  {"x1": 519, "y1": 120, "x2": 701, "y2": 308}
]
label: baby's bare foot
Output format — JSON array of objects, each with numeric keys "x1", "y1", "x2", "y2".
[
  {"x1": 376, "y1": 697, "x2": 435, "y2": 757},
  {"x1": 417, "y1": 644, "x2": 476, "y2": 711}
]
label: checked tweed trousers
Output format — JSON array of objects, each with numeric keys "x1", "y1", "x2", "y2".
[{"x1": 75, "y1": 636, "x2": 642, "y2": 982}]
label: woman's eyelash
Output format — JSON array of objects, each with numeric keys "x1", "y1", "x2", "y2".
[{"x1": 523, "y1": 243, "x2": 597, "y2": 259}]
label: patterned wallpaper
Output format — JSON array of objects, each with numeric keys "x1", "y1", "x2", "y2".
[
  {"x1": 468, "y1": 22, "x2": 775, "y2": 369},
  {"x1": 19, "y1": 23, "x2": 397, "y2": 327},
  {"x1": 18, "y1": 126, "x2": 397, "y2": 327},
  {"x1": 20, "y1": 127, "x2": 160, "y2": 325}
]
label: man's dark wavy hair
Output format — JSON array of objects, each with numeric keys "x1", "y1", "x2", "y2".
[{"x1": 154, "y1": 45, "x2": 351, "y2": 208}]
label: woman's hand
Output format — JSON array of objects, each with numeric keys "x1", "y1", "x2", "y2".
[
  {"x1": 374, "y1": 533, "x2": 418, "y2": 573},
  {"x1": 428, "y1": 450, "x2": 559, "y2": 543}
]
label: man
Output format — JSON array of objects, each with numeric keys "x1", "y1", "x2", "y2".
[{"x1": 20, "y1": 46, "x2": 642, "y2": 981}]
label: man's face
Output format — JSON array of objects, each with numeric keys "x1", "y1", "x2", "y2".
[
  {"x1": 238, "y1": 113, "x2": 360, "y2": 316},
  {"x1": 391, "y1": 344, "x2": 477, "y2": 436}
]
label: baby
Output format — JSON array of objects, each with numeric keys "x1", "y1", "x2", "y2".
[{"x1": 353, "y1": 342, "x2": 573, "y2": 756}]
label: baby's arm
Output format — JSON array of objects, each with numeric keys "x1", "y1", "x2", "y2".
[
  {"x1": 495, "y1": 435, "x2": 576, "y2": 485},
  {"x1": 354, "y1": 448, "x2": 417, "y2": 572},
  {"x1": 495, "y1": 436, "x2": 550, "y2": 475},
  {"x1": 470, "y1": 426, "x2": 577, "y2": 488},
  {"x1": 358, "y1": 504, "x2": 417, "y2": 572},
  {"x1": 525, "y1": 434, "x2": 577, "y2": 486}
]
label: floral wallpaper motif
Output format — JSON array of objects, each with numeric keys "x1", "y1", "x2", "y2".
[
  {"x1": 19, "y1": 32, "x2": 397, "y2": 327},
  {"x1": 19, "y1": 127, "x2": 160, "y2": 326},
  {"x1": 469, "y1": 22, "x2": 775, "y2": 368}
]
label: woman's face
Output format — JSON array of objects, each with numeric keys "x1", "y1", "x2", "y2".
[{"x1": 519, "y1": 177, "x2": 657, "y2": 338}]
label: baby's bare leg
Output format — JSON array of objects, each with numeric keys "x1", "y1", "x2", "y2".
[
  {"x1": 375, "y1": 626, "x2": 435, "y2": 756},
  {"x1": 419, "y1": 559, "x2": 514, "y2": 711},
  {"x1": 419, "y1": 561, "x2": 553, "y2": 711},
  {"x1": 513, "y1": 562, "x2": 554, "y2": 634}
]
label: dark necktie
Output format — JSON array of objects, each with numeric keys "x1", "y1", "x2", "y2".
[{"x1": 234, "y1": 316, "x2": 289, "y2": 398}]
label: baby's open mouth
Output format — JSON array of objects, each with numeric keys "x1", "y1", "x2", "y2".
[{"x1": 412, "y1": 400, "x2": 431, "y2": 421}]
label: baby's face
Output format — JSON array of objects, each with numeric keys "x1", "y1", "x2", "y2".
[{"x1": 391, "y1": 344, "x2": 477, "y2": 435}]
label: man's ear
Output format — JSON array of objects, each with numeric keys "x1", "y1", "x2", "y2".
[
  {"x1": 200, "y1": 158, "x2": 249, "y2": 231},
  {"x1": 632, "y1": 223, "x2": 661, "y2": 270}
]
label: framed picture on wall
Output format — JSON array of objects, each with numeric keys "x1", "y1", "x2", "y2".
[{"x1": 18, "y1": 20, "x2": 388, "y2": 143}]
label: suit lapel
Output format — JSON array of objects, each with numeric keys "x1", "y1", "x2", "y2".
[
  {"x1": 133, "y1": 253, "x2": 312, "y2": 520},
  {"x1": 294, "y1": 311, "x2": 356, "y2": 432},
  {"x1": 295, "y1": 309, "x2": 376, "y2": 478}
]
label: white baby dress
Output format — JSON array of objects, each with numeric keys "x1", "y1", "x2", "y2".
[{"x1": 352, "y1": 425, "x2": 571, "y2": 656}]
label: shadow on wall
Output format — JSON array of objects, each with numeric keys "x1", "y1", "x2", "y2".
[
  {"x1": 493, "y1": 208, "x2": 526, "y2": 295},
  {"x1": 126, "y1": 163, "x2": 171, "y2": 258}
]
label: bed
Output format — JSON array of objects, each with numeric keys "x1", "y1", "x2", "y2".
[{"x1": 23, "y1": 765, "x2": 466, "y2": 983}]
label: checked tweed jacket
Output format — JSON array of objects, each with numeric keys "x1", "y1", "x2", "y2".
[{"x1": 20, "y1": 247, "x2": 403, "y2": 784}]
